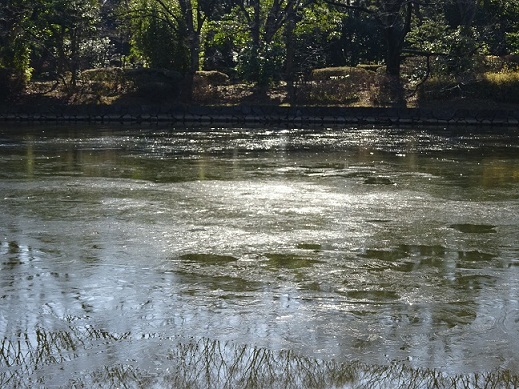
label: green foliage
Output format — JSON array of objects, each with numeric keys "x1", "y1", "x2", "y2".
[
  {"x1": 445, "y1": 27, "x2": 483, "y2": 74},
  {"x1": 237, "y1": 41, "x2": 285, "y2": 86},
  {"x1": 506, "y1": 32, "x2": 519, "y2": 55},
  {"x1": 292, "y1": 3, "x2": 345, "y2": 73},
  {"x1": 126, "y1": 0, "x2": 189, "y2": 71},
  {"x1": 3, "y1": 0, "x2": 519, "y2": 104},
  {"x1": 473, "y1": 0, "x2": 519, "y2": 55},
  {"x1": 406, "y1": 13, "x2": 452, "y2": 55},
  {"x1": 406, "y1": 10, "x2": 484, "y2": 77},
  {"x1": 46, "y1": 0, "x2": 105, "y2": 77},
  {"x1": 332, "y1": 13, "x2": 384, "y2": 67},
  {"x1": 0, "y1": 68, "x2": 25, "y2": 102},
  {"x1": 203, "y1": 8, "x2": 248, "y2": 76},
  {"x1": 205, "y1": 1, "x2": 294, "y2": 86},
  {"x1": 206, "y1": 8, "x2": 249, "y2": 49},
  {"x1": 0, "y1": 0, "x2": 36, "y2": 91},
  {"x1": 79, "y1": 37, "x2": 114, "y2": 69},
  {"x1": 295, "y1": 3, "x2": 342, "y2": 39}
]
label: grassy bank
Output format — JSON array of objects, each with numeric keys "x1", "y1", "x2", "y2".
[{"x1": 5, "y1": 66, "x2": 519, "y2": 111}]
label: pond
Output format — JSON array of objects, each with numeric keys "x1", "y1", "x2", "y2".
[{"x1": 1, "y1": 124, "x2": 519, "y2": 388}]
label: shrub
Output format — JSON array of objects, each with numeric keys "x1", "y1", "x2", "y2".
[
  {"x1": 296, "y1": 86, "x2": 360, "y2": 105},
  {"x1": 0, "y1": 67, "x2": 25, "y2": 102},
  {"x1": 501, "y1": 54, "x2": 519, "y2": 71},
  {"x1": 295, "y1": 80, "x2": 360, "y2": 105},
  {"x1": 417, "y1": 76, "x2": 463, "y2": 101},
  {"x1": 124, "y1": 68, "x2": 183, "y2": 84},
  {"x1": 192, "y1": 71, "x2": 231, "y2": 104},
  {"x1": 482, "y1": 56, "x2": 505, "y2": 72},
  {"x1": 294, "y1": 66, "x2": 377, "y2": 105},
  {"x1": 79, "y1": 68, "x2": 127, "y2": 99},
  {"x1": 475, "y1": 71, "x2": 519, "y2": 103},
  {"x1": 311, "y1": 66, "x2": 375, "y2": 85},
  {"x1": 417, "y1": 70, "x2": 519, "y2": 104},
  {"x1": 81, "y1": 67, "x2": 125, "y2": 83},
  {"x1": 194, "y1": 70, "x2": 230, "y2": 86},
  {"x1": 356, "y1": 64, "x2": 382, "y2": 72},
  {"x1": 123, "y1": 68, "x2": 184, "y2": 102}
]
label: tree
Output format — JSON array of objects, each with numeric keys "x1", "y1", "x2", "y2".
[
  {"x1": 471, "y1": 0, "x2": 519, "y2": 55},
  {"x1": 291, "y1": 3, "x2": 343, "y2": 70},
  {"x1": 206, "y1": 0, "x2": 313, "y2": 87},
  {"x1": 125, "y1": 0, "x2": 189, "y2": 70},
  {"x1": 99, "y1": 0, "x2": 132, "y2": 67},
  {"x1": 0, "y1": 0, "x2": 113, "y2": 98},
  {"x1": 432, "y1": 0, "x2": 519, "y2": 77},
  {"x1": 45, "y1": 0, "x2": 107, "y2": 87},
  {"x1": 325, "y1": 0, "x2": 413, "y2": 77},
  {"x1": 124, "y1": 0, "x2": 221, "y2": 99},
  {"x1": 290, "y1": 2, "x2": 383, "y2": 72},
  {"x1": 0, "y1": 1, "x2": 38, "y2": 98}
]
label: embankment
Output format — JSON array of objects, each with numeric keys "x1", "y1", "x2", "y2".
[{"x1": 2, "y1": 104, "x2": 519, "y2": 126}]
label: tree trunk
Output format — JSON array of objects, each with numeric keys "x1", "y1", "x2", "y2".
[
  {"x1": 251, "y1": 0, "x2": 262, "y2": 85},
  {"x1": 457, "y1": 0, "x2": 477, "y2": 27},
  {"x1": 285, "y1": 2, "x2": 296, "y2": 103},
  {"x1": 179, "y1": 0, "x2": 199, "y2": 102},
  {"x1": 381, "y1": 0, "x2": 412, "y2": 106},
  {"x1": 385, "y1": 28, "x2": 403, "y2": 77},
  {"x1": 382, "y1": 29, "x2": 405, "y2": 107}
]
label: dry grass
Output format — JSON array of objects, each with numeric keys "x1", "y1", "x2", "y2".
[
  {"x1": 12, "y1": 66, "x2": 519, "y2": 110},
  {"x1": 417, "y1": 70, "x2": 519, "y2": 107}
]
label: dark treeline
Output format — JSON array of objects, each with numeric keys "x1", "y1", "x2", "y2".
[{"x1": 1, "y1": 0, "x2": 519, "y2": 105}]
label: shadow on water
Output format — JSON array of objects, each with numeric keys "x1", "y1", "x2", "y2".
[
  {"x1": 179, "y1": 253, "x2": 239, "y2": 265},
  {"x1": 358, "y1": 244, "x2": 499, "y2": 272},
  {"x1": 297, "y1": 242, "x2": 322, "y2": 251},
  {"x1": 174, "y1": 270, "x2": 263, "y2": 294},
  {"x1": 450, "y1": 224, "x2": 497, "y2": 233},
  {"x1": 264, "y1": 253, "x2": 323, "y2": 269},
  {"x1": 1, "y1": 328, "x2": 519, "y2": 388}
]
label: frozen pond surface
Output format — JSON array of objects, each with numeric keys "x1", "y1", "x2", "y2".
[{"x1": 1, "y1": 124, "x2": 519, "y2": 387}]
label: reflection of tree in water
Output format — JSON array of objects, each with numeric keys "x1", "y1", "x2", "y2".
[
  {"x1": 1, "y1": 327, "x2": 518, "y2": 388},
  {"x1": 0, "y1": 323, "x2": 131, "y2": 387}
]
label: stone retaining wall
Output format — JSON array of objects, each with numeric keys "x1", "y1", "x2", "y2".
[{"x1": 1, "y1": 105, "x2": 519, "y2": 126}]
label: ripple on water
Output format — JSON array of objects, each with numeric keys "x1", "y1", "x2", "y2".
[
  {"x1": 179, "y1": 253, "x2": 239, "y2": 265},
  {"x1": 2, "y1": 126, "x2": 519, "y2": 380},
  {"x1": 296, "y1": 243, "x2": 322, "y2": 251},
  {"x1": 264, "y1": 253, "x2": 323, "y2": 269},
  {"x1": 174, "y1": 270, "x2": 263, "y2": 294},
  {"x1": 338, "y1": 288, "x2": 400, "y2": 302}
]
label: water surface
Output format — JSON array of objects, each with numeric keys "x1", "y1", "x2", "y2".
[{"x1": 1, "y1": 124, "x2": 519, "y2": 387}]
